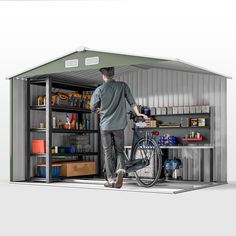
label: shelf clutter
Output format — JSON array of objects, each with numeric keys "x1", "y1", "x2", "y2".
[
  {"x1": 28, "y1": 79, "x2": 100, "y2": 182},
  {"x1": 134, "y1": 104, "x2": 211, "y2": 147}
]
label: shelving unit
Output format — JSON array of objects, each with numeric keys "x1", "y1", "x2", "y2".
[
  {"x1": 26, "y1": 77, "x2": 101, "y2": 183},
  {"x1": 147, "y1": 111, "x2": 213, "y2": 145}
]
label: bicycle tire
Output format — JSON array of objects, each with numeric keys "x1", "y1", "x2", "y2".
[{"x1": 131, "y1": 137, "x2": 162, "y2": 187}]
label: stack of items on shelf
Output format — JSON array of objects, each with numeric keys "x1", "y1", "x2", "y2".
[
  {"x1": 183, "y1": 131, "x2": 202, "y2": 141},
  {"x1": 36, "y1": 164, "x2": 61, "y2": 178},
  {"x1": 51, "y1": 146, "x2": 76, "y2": 154},
  {"x1": 51, "y1": 113, "x2": 90, "y2": 130},
  {"x1": 181, "y1": 117, "x2": 206, "y2": 127},
  {"x1": 158, "y1": 134, "x2": 178, "y2": 146},
  {"x1": 69, "y1": 134, "x2": 91, "y2": 153},
  {"x1": 147, "y1": 104, "x2": 210, "y2": 115},
  {"x1": 135, "y1": 105, "x2": 157, "y2": 128},
  {"x1": 37, "y1": 90, "x2": 93, "y2": 109}
]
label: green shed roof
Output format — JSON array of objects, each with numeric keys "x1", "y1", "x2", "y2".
[{"x1": 7, "y1": 47, "x2": 231, "y2": 82}]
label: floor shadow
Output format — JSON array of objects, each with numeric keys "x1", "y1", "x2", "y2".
[{"x1": 209, "y1": 181, "x2": 236, "y2": 190}]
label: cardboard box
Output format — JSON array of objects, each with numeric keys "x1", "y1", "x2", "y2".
[{"x1": 60, "y1": 161, "x2": 96, "y2": 177}]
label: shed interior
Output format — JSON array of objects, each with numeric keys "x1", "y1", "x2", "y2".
[{"x1": 10, "y1": 48, "x2": 228, "y2": 185}]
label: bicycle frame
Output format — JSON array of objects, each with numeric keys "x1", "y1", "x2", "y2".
[{"x1": 123, "y1": 125, "x2": 161, "y2": 173}]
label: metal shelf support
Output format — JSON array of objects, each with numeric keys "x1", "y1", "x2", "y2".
[{"x1": 46, "y1": 77, "x2": 52, "y2": 183}]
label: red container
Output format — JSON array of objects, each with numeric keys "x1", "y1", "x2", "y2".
[{"x1": 32, "y1": 140, "x2": 46, "y2": 154}]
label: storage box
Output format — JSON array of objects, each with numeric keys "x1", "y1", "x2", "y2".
[
  {"x1": 32, "y1": 140, "x2": 46, "y2": 154},
  {"x1": 150, "y1": 107, "x2": 156, "y2": 116},
  {"x1": 173, "y1": 107, "x2": 178, "y2": 114},
  {"x1": 190, "y1": 118, "x2": 198, "y2": 127},
  {"x1": 183, "y1": 106, "x2": 190, "y2": 114},
  {"x1": 190, "y1": 106, "x2": 196, "y2": 114},
  {"x1": 201, "y1": 105, "x2": 210, "y2": 113},
  {"x1": 195, "y1": 105, "x2": 202, "y2": 113},
  {"x1": 60, "y1": 161, "x2": 96, "y2": 177},
  {"x1": 178, "y1": 106, "x2": 184, "y2": 114},
  {"x1": 58, "y1": 146, "x2": 76, "y2": 154},
  {"x1": 161, "y1": 107, "x2": 167, "y2": 115},
  {"x1": 167, "y1": 107, "x2": 173, "y2": 115},
  {"x1": 36, "y1": 164, "x2": 61, "y2": 178},
  {"x1": 181, "y1": 117, "x2": 190, "y2": 127},
  {"x1": 198, "y1": 118, "x2": 206, "y2": 126},
  {"x1": 156, "y1": 107, "x2": 162, "y2": 115}
]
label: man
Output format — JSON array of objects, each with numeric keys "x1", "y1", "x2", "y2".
[{"x1": 90, "y1": 67, "x2": 148, "y2": 188}]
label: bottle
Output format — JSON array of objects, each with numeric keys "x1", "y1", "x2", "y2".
[
  {"x1": 79, "y1": 122, "x2": 83, "y2": 130},
  {"x1": 83, "y1": 118, "x2": 86, "y2": 130},
  {"x1": 53, "y1": 117, "x2": 56, "y2": 129},
  {"x1": 86, "y1": 119, "x2": 90, "y2": 130}
]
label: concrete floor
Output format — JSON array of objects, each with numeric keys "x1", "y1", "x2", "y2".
[
  {"x1": 12, "y1": 178, "x2": 223, "y2": 194},
  {"x1": 1, "y1": 180, "x2": 236, "y2": 236}
]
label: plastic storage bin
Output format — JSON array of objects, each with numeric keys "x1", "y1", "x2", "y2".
[
  {"x1": 58, "y1": 146, "x2": 76, "y2": 154},
  {"x1": 36, "y1": 164, "x2": 61, "y2": 178},
  {"x1": 32, "y1": 140, "x2": 46, "y2": 154}
]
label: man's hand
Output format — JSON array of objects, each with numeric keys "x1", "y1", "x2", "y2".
[
  {"x1": 139, "y1": 113, "x2": 150, "y2": 121},
  {"x1": 133, "y1": 105, "x2": 150, "y2": 120},
  {"x1": 96, "y1": 108, "x2": 101, "y2": 115}
]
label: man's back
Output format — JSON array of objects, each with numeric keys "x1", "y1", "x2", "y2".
[{"x1": 91, "y1": 79, "x2": 136, "y2": 131}]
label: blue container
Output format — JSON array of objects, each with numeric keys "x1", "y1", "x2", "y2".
[
  {"x1": 37, "y1": 164, "x2": 61, "y2": 178},
  {"x1": 58, "y1": 146, "x2": 76, "y2": 154},
  {"x1": 64, "y1": 147, "x2": 76, "y2": 153}
]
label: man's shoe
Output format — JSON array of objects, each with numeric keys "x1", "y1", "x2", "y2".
[
  {"x1": 104, "y1": 181, "x2": 115, "y2": 188},
  {"x1": 115, "y1": 170, "x2": 124, "y2": 188}
]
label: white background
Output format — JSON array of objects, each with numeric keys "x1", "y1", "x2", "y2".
[{"x1": 0, "y1": 1, "x2": 236, "y2": 235}]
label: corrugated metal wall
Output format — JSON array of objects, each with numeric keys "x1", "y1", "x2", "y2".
[
  {"x1": 11, "y1": 67, "x2": 227, "y2": 182},
  {"x1": 117, "y1": 68, "x2": 227, "y2": 182}
]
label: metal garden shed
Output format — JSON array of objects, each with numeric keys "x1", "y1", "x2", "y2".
[{"x1": 8, "y1": 47, "x2": 230, "y2": 185}]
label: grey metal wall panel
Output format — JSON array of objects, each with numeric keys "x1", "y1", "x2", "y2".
[
  {"x1": 11, "y1": 67, "x2": 227, "y2": 182},
  {"x1": 12, "y1": 79, "x2": 26, "y2": 181},
  {"x1": 118, "y1": 68, "x2": 227, "y2": 182}
]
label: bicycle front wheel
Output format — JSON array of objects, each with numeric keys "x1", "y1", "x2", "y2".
[{"x1": 132, "y1": 138, "x2": 162, "y2": 187}]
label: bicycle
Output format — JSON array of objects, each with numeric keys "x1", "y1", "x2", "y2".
[{"x1": 103, "y1": 111, "x2": 163, "y2": 187}]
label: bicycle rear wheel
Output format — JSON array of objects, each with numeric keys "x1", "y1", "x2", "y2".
[{"x1": 131, "y1": 138, "x2": 162, "y2": 187}]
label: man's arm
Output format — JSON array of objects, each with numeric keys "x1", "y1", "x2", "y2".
[
  {"x1": 124, "y1": 83, "x2": 149, "y2": 120},
  {"x1": 90, "y1": 88, "x2": 101, "y2": 113}
]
